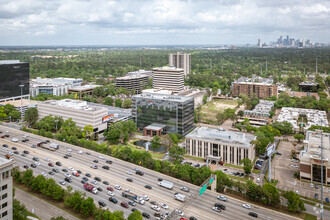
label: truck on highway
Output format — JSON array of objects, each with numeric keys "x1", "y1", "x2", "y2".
[
  {"x1": 84, "y1": 183, "x2": 98, "y2": 194},
  {"x1": 37, "y1": 142, "x2": 56, "y2": 151},
  {"x1": 122, "y1": 192, "x2": 138, "y2": 200},
  {"x1": 50, "y1": 142, "x2": 59, "y2": 149},
  {"x1": 174, "y1": 192, "x2": 185, "y2": 202},
  {"x1": 158, "y1": 180, "x2": 173, "y2": 190}
]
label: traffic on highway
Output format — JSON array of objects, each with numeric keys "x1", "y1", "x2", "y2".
[{"x1": 0, "y1": 125, "x2": 297, "y2": 220}]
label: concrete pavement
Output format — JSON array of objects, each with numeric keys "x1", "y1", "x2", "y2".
[{"x1": 15, "y1": 188, "x2": 81, "y2": 220}]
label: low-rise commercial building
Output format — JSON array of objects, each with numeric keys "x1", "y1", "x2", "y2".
[
  {"x1": 300, "y1": 130, "x2": 330, "y2": 184},
  {"x1": 132, "y1": 93, "x2": 194, "y2": 136},
  {"x1": 299, "y1": 81, "x2": 319, "y2": 92},
  {"x1": 277, "y1": 107, "x2": 328, "y2": 132},
  {"x1": 185, "y1": 127, "x2": 256, "y2": 165},
  {"x1": 115, "y1": 74, "x2": 149, "y2": 94},
  {"x1": 0, "y1": 158, "x2": 15, "y2": 220},
  {"x1": 238, "y1": 100, "x2": 274, "y2": 126},
  {"x1": 152, "y1": 67, "x2": 184, "y2": 93},
  {"x1": 68, "y1": 85, "x2": 101, "y2": 99},
  {"x1": 38, "y1": 99, "x2": 108, "y2": 132}
]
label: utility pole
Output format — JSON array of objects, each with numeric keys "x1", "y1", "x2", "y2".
[
  {"x1": 260, "y1": 65, "x2": 263, "y2": 75},
  {"x1": 320, "y1": 119, "x2": 324, "y2": 220},
  {"x1": 140, "y1": 58, "x2": 142, "y2": 68},
  {"x1": 316, "y1": 58, "x2": 318, "y2": 74},
  {"x1": 266, "y1": 59, "x2": 268, "y2": 71},
  {"x1": 19, "y1": 85, "x2": 24, "y2": 124},
  {"x1": 210, "y1": 59, "x2": 212, "y2": 70}
]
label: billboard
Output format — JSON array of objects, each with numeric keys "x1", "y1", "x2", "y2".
[
  {"x1": 266, "y1": 142, "x2": 276, "y2": 157},
  {"x1": 102, "y1": 114, "x2": 114, "y2": 123}
]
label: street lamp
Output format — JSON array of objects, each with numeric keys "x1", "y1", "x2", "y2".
[
  {"x1": 320, "y1": 119, "x2": 324, "y2": 220},
  {"x1": 19, "y1": 85, "x2": 24, "y2": 124}
]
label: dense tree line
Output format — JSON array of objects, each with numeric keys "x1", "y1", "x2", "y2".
[{"x1": 0, "y1": 104, "x2": 21, "y2": 121}]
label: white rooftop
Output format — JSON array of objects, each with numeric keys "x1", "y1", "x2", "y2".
[
  {"x1": 153, "y1": 66, "x2": 184, "y2": 72},
  {"x1": 300, "y1": 131, "x2": 330, "y2": 163},
  {"x1": 0, "y1": 60, "x2": 22, "y2": 64},
  {"x1": 42, "y1": 99, "x2": 105, "y2": 112}
]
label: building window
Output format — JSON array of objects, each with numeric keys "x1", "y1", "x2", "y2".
[
  {"x1": 1, "y1": 202, "x2": 7, "y2": 209},
  {"x1": 1, "y1": 185, "x2": 7, "y2": 191},
  {"x1": 2, "y1": 211, "x2": 7, "y2": 217},
  {"x1": 1, "y1": 194, "x2": 7, "y2": 200},
  {"x1": 204, "y1": 142, "x2": 208, "y2": 157},
  {"x1": 1, "y1": 171, "x2": 9, "y2": 180}
]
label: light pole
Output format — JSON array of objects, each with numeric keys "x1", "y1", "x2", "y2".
[
  {"x1": 19, "y1": 85, "x2": 24, "y2": 124},
  {"x1": 320, "y1": 119, "x2": 324, "y2": 220}
]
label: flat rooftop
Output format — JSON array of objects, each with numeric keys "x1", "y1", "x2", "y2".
[
  {"x1": 116, "y1": 74, "x2": 149, "y2": 80},
  {"x1": 88, "y1": 102, "x2": 131, "y2": 120},
  {"x1": 0, "y1": 60, "x2": 23, "y2": 65},
  {"x1": 300, "y1": 131, "x2": 330, "y2": 162},
  {"x1": 40, "y1": 99, "x2": 106, "y2": 112},
  {"x1": 133, "y1": 93, "x2": 193, "y2": 103},
  {"x1": 0, "y1": 157, "x2": 15, "y2": 168},
  {"x1": 153, "y1": 66, "x2": 184, "y2": 72},
  {"x1": 0, "y1": 99, "x2": 39, "y2": 107},
  {"x1": 186, "y1": 127, "x2": 256, "y2": 148},
  {"x1": 68, "y1": 85, "x2": 100, "y2": 91}
]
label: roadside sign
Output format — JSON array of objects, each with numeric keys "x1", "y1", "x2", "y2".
[
  {"x1": 209, "y1": 178, "x2": 213, "y2": 186},
  {"x1": 199, "y1": 184, "x2": 207, "y2": 196}
]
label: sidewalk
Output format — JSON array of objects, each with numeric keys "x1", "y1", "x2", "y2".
[{"x1": 15, "y1": 188, "x2": 81, "y2": 220}]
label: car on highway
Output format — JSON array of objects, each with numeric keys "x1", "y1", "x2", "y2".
[
  {"x1": 213, "y1": 206, "x2": 221, "y2": 212},
  {"x1": 133, "y1": 167, "x2": 139, "y2": 171},
  {"x1": 97, "y1": 187, "x2": 103, "y2": 192},
  {"x1": 243, "y1": 204, "x2": 251, "y2": 209},
  {"x1": 214, "y1": 203, "x2": 226, "y2": 210},
  {"x1": 52, "y1": 168, "x2": 59, "y2": 173},
  {"x1": 150, "y1": 201, "x2": 158, "y2": 206},
  {"x1": 125, "y1": 189, "x2": 131, "y2": 192},
  {"x1": 276, "y1": 152, "x2": 282, "y2": 155},
  {"x1": 44, "y1": 140, "x2": 50, "y2": 143},
  {"x1": 56, "y1": 162, "x2": 62, "y2": 166},
  {"x1": 158, "y1": 178, "x2": 163, "y2": 181},
  {"x1": 136, "y1": 170, "x2": 144, "y2": 176},
  {"x1": 31, "y1": 164, "x2": 37, "y2": 168},
  {"x1": 222, "y1": 169, "x2": 228, "y2": 173},
  {"x1": 64, "y1": 173, "x2": 71, "y2": 178},
  {"x1": 175, "y1": 210, "x2": 184, "y2": 217},
  {"x1": 107, "y1": 191, "x2": 114, "y2": 196},
  {"x1": 82, "y1": 177, "x2": 88, "y2": 181},
  {"x1": 106, "y1": 160, "x2": 112, "y2": 164},
  {"x1": 12, "y1": 147, "x2": 17, "y2": 150},
  {"x1": 21, "y1": 153, "x2": 26, "y2": 157},
  {"x1": 218, "y1": 195, "x2": 227, "y2": 201},
  {"x1": 142, "y1": 195, "x2": 149, "y2": 201},
  {"x1": 142, "y1": 212, "x2": 150, "y2": 219},
  {"x1": 127, "y1": 171, "x2": 133, "y2": 175},
  {"x1": 145, "y1": 185, "x2": 152, "y2": 189},
  {"x1": 181, "y1": 186, "x2": 189, "y2": 192},
  {"x1": 121, "y1": 202, "x2": 129, "y2": 208},
  {"x1": 48, "y1": 163, "x2": 54, "y2": 167},
  {"x1": 45, "y1": 157, "x2": 50, "y2": 162},
  {"x1": 151, "y1": 205, "x2": 160, "y2": 211},
  {"x1": 93, "y1": 159, "x2": 98, "y2": 163},
  {"x1": 8, "y1": 152, "x2": 13, "y2": 156},
  {"x1": 248, "y1": 212, "x2": 258, "y2": 218},
  {"x1": 86, "y1": 152, "x2": 91, "y2": 155},
  {"x1": 85, "y1": 173, "x2": 91, "y2": 177},
  {"x1": 67, "y1": 148, "x2": 72, "y2": 152},
  {"x1": 107, "y1": 187, "x2": 114, "y2": 191},
  {"x1": 65, "y1": 153, "x2": 72, "y2": 157},
  {"x1": 91, "y1": 180, "x2": 98, "y2": 185},
  {"x1": 49, "y1": 171, "x2": 54, "y2": 175},
  {"x1": 115, "y1": 185, "x2": 122, "y2": 190},
  {"x1": 77, "y1": 170, "x2": 82, "y2": 174},
  {"x1": 98, "y1": 155, "x2": 104, "y2": 160},
  {"x1": 132, "y1": 208, "x2": 139, "y2": 212},
  {"x1": 102, "y1": 165, "x2": 109, "y2": 170},
  {"x1": 72, "y1": 171, "x2": 80, "y2": 177},
  {"x1": 63, "y1": 156, "x2": 69, "y2": 159},
  {"x1": 77, "y1": 150, "x2": 83, "y2": 154},
  {"x1": 103, "y1": 181, "x2": 109, "y2": 185},
  {"x1": 64, "y1": 177, "x2": 72, "y2": 183},
  {"x1": 23, "y1": 150, "x2": 29, "y2": 154},
  {"x1": 98, "y1": 201, "x2": 106, "y2": 207},
  {"x1": 31, "y1": 145, "x2": 36, "y2": 148},
  {"x1": 23, "y1": 165, "x2": 29, "y2": 169},
  {"x1": 90, "y1": 164, "x2": 98, "y2": 169},
  {"x1": 34, "y1": 162, "x2": 41, "y2": 166},
  {"x1": 33, "y1": 157, "x2": 39, "y2": 161},
  {"x1": 189, "y1": 217, "x2": 198, "y2": 220},
  {"x1": 62, "y1": 169, "x2": 68, "y2": 172},
  {"x1": 59, "y1": 180, "x2": 66, "y2": 185},
  {"x1": 11, "y1": 138, "x2": 18, "y2": 142},
  {"x1": 128, "y1": 200, "x2": 136, "y2": 206},
  {"x1": 126, "y1": 178, "x2": 133, "y2": 182},
  {"x1": 68, "y1": 167, "x2": 74, "y2": 171},
  {"x1": 94, "y1": 177, "x2": 101, "y2": 182},
  {"x1": 2, "y1": 147, "x2": 8, "y2": 151},
  {"x1": 13, "y1": 151, "x2": 19, "y2": 154},
  {"x1": 109, "y1": 197, "x2": 118, "y2": 204},
  {"x1": 161, "y1": 203, "x2": 168, "y2": 209}
]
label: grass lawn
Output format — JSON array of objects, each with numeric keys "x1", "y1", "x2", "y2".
[
  {"x1": 228, "y1": 175, "x2": 250, "y2": 183},
  {"x1": 149, "y1": 152, "x2": 165, "y2": 159},
  {"x1": 224, "y1": 163, "x2": 244, "y2": 170},
  {"x1": 252, "y1": 169, "x2": 260, "y2": 174},
  {"x1": 199, "y1": 99, "x2": 238, "y2": 124},
  {"x1": 304, "y1": 213, "x2": 317, "y2": 220},
  {"x1": 184, "y1": 155, "x2": 205, "y2": 162}
]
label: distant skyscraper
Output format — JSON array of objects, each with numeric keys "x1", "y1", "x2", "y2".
[
  {"x1": 257, "y1": 39, "x2": 262, "y2": 48},
  {"x1": 169, "y1": 52, "x2": 191, "y2": 75}
]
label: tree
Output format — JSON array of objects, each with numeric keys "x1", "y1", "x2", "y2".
[
  {"x1": 82, "y1": 125, "x2": 93, "y2": 138},
  {"x1": 169, "y1": 145, "x2": 185, "y2": 162},
  {"x1": 3, "y1": 104, "x2": 15, "y2": 115},
  {"x1": 262, "y1": 183, "x2": 280, "y2": 206},
  {"x1": 237, "y1": 110, "x2": 244, "y2": 117},
  {"x1": 271, "y1": 121, "x2": 293, "y2": 135},
  {"x1": 103, "y1": 97, "x2": 114, "y2": 106},
  {"x1": 0, "y1": 106, "x2": 7, "y2": 119},
  {"x1": 24, "y1": 108, "x2": 38, "y2": 125},
  {"x1": 9, "y1": 109, "x2": 21, "y2": 121},
  {"x1": 51, "y1": 217, "x2": 68, "y2": 220},
  {"x1": 115, "y1": 98, "x2": 122, "y2": 108},
  {"x1": 80, "y1": 197, "x2": 95, "y2": 216},
  {"x1": 128, "y1": 210, "x2": 143, "y2": 220},
  {"x1": 283, "y1": 190, "x2": 306, "y2": 212},
  {"x1": 216, "y1": 112, "x2": 226, "y2": 124},
  {"x1": 223, "y1": 108, "x2": 237, "y2": 121},
  {"x1": 203, "y1": 95, "x2": 207, "y2": 104},
  {"x1": 151, "y1": 135, "x2": 161, "y2": 150},
  {"x1": 293, "y1": 134, "x2": 305, "y2": 143},
  {"x1": 122, "y1": 98, "x2": 132, "y2": 108},
  {"x1": 13, "y1": 199, "x2": 28, "y2": 220},
  {"x1": 240, "y1": 158, "x2": 253, "y2": 174}
]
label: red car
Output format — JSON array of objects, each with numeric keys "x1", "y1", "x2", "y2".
[
  {"x1": 180, "y1": 218, "x2": 188, "y2": 220},
  {"x1": 23, "y1": 165, "x2": 29, "y2": 169},
  {"x1": 121, "y1": 202, "x2": 129, "y2": 208},
  {"x1": 107, "y1": 187, "x2": 114, "y2": 191},
  {"x1": 48, "y1": 163, "x2": 54, "y2": 167}
]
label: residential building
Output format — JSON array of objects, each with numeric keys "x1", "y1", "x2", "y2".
[
  {"x1": 185, "y1": 127, "x2": 256, "y2": 165},
  {"x1": 38, "y1": 99, "x2": 108, "y2": 132},
  {"x1": 277, "y1": 107, "x2": 328, "y2": 132},
  {"x1": 0, "y1": 158, "x2": 15, "y2": 220},
  {"x1": 115, "y1": 74, "x2": 149, "y2": 94},
  {"x1": 0, "y1": 60, "x2": 29, "y2": 102},
  {"x1": 169, "y1": 52, "x2": 191, "y2": 75},
  {"x1": 299, "y1": 81, "x2": 319, "y2": 92},
  {"x1": 152, "y1": 66, "x2": 184, "y2": 93},
  {"x1": 238, "y1": 100, "x2": 274, "y2": 126},
  {"x1": 300, "y1": 131, "x2": 330, "y2": 184},
  {"x1": 232, "y1": 76, "x2": 278, "y2": 99},
  {"x1": 132, "y1": 93, "x2": 194, "y2": 136}
]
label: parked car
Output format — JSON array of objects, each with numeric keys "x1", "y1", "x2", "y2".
[
  {"x1": 109, "y1": 197, "x2": 118, "y2": 204},
  {"x1": 142, "y1": 212, "x2": 150, "y2": 219},
  {"x1": 315, "y1": 194, "x2": 319, "y2": 200},
  {"x1": 121, "y1": 202, "x2": 129, "y2": 208},
  {"x1": 325, "y1": 198, "x2": 329, "y2": 203}
]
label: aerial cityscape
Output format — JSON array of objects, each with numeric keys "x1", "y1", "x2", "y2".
[{"x1": 0, "y1": 1, "x2": 329, "y2": 220}]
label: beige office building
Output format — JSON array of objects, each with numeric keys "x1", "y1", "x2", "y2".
[
  {"x1": 169, "y1": 52, "x2": 191, "y2": 75},
  {"x1": 0, "y1": 158, "x2": 15, "y2": 220},
  {"x1": 38, "y1": 99, "x2": 108, "y2": 132},
  {"x1": 185, "y1": 127, "x2": 256, "y2": 165},
  {"x1": 152, "y1": 67, "x2": 184, "y2": 93}
]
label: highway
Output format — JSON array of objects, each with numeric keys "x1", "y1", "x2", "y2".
[{"x1": 0, "y1": 125, "x2": 299, "y2": 220}]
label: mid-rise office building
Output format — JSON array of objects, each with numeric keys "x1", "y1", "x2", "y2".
[
  {"x1": 152, "y1": 67, "x2": 184, "y2": 93},
  {"x1": 127, "y1": 69, "x2": 153, "y2": 79},
  {"x1": 232, "y1": 76, "x2": 278, "y2": 99},
  {"x1": 0, "y1": 158, "x2": 15, "y2": 220},
  {"x1": 132, "y1": 93, "x2": 194, "y2": 136},
  {"x1": 185, "y1": 127, "x2": 256, "y2": 165},
  {"x1": 0, "y1": 60, "x2": 29, "y2": 101},
  {"x1": 169, "y1": 52, "x2": 191, "y2": 75},
  {"x1": 38, "y1": 99, "x2": 108, "y2": 132},
  {"x1": 115, "y1": 74, "x2": 149, "y2": 94},
  {"x1": 300, "y1": 131, "x2": 330, "y2": 184}
]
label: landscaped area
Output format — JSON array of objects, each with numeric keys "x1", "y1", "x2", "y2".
[{"x1": 199, "y1": 99, "x2": 239, "y2": 124}]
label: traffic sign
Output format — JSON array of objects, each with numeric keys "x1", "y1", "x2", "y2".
[
  {"x1": 199, "y1": 184, "x2": 207, "y2": 196},
  {"x1": 209, "y1": 178, "x2": 213, "y2": 186}
]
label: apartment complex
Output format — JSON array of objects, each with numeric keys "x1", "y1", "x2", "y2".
[
  {"x1": 232, "y1": 76, "x2": 278, "y2": 99},
  {"x1": 152, "y1": 67, "x2": 184, "y2": 93},
  {"x1": 38, "y1": 99, "x2": 108, "y2": 132},
  {"x1": 0, "y1": 158, "x2": 15, "y2": 220},
  {"x1": 239, "y1": 100, "x2": 274, "y2": 126},
  {"x1": 300, "y1": 131, "x2": 330, "y2": 184},
  {"x1": 132, "y1": 93, "x2": 194, "y2": 136},
  {"x1": 169, "y1": 52, "x2": 191, "y2": 75},
  {"x1": 0, "y1": 60, "x2": 29, "y2": 101},
  {"x1": 115, "y1": 74, "x2": 149, "y2": 94},
  {"x1": 185, "y1": 127, "x2": 256, "y2": 165}
]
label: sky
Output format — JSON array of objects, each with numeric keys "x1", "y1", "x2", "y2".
[{"x1": 0, "y1": 0, "x2": 329, "y2": 46}]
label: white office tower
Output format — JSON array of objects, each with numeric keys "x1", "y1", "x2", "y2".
[
  {"x1": 152, "y1": 67, "x2": 184, "y2": 93},
  {"x1": 169, "y1": 52, "x2": 191, "y2": 75}
]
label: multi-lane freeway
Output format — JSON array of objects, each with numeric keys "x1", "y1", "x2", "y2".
[{"x1": 0, "y1": 125, "x2": 298, "y2": 220}]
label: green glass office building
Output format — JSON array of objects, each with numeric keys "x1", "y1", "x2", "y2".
[{"x1": 132, "y1": 93, "x2": 194, "y2": 136}]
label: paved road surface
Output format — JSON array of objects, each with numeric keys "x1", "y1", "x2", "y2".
[{"x1": 15, "y1": 188, "x2": 81, "y2": 220}]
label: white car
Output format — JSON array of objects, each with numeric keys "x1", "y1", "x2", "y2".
[
  {"x1": 45, "y1": 157, "x2": 50, "y2": 162},
  {"x1": 218, "y1": 195, "x2": 227, "y2": 201},
  {"x1": 68, "y1": 167, "x2": 74, "y2": 171},
  {"x1": 213, "y1": 206, "x2": 221, "y2": 212},
  {"x1": 127, "y1": 171, "x2": 132, "y2": 175},
  {"x1": 310, "y1": 183, "x2": 314, "y2": 188},
  {"x1": 115, "y1": 185, "x2": 122, "y2": 190},
  {"x1": 161, "y1": 203, "x2": 168, "y2": 209},
  {"x1": 295, "y1": 190, "x2": 299, "y2": 195},
  {"x1": 290, "y1": 164, "x2": 299, "y2": 168},
  {"x1": 133, "y1": 168, "x2": 139, "y2": 171},
  {"x1": 11, "y1": 138, "x2": 18, "y2": 142},
  {"x1": 8, "y1": 152, "x2": 13, "y2": 156},
  {"x1": 41, "y1": 172, "x2": 47, "y2": 177},
  {"x1": 222, "y1": 169, "x2": 227, "y2": 173},
  {"x1": 175, "y1": 210, "x2": 184, "y2": 217},
  {"x1": 91, "y1": 180, "x2": 98, "y2": 185},
  {"x1": 151, "y1": 205, "x2": 160, "y2": 212},
  {"x1": 59, "y1": 180, "x2": 66, "y2": 185},
  {"x1": 181, "y1": 186, "x2": 189, "y2": 192},
  {"x1": 34, "y1": 162, "x2": 41, "y2": 166},
  {"x1": 243, "y1": 204, "x2": 251, "y2": 209},
  {"x1": 142, "y1": 195, "x2": 149, "y2": 201},
  {"x1": 2, "y1": 147, "x2": 8, "y2": 151},
  {"x1": 64, "y1": 173, "x2": 71, "y2": 178},
  {"x1": 256, "y1": 178, "x2": 261, "y2": 183},
  {"x1": 138, "y1": 198, "x2": 145, "y2": 205},
  {"x1": 90, "y1": 164, "x2": 97, "y2": 169},
  {"x1": 125, "y1": 189, "x2": 131, "y2": 192},
  {"x1": 77, "y1": 150, "x2": 83, "y2": 154},
  {"x1": 107, "y1": 191, "x2": 114, "y2": 196},
  {"x1": 98, "y1": 156, "x2": 104, "y2": 159},
  {"x1": 67, "y1": 148, "x2": 72, "y2": 152}
]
